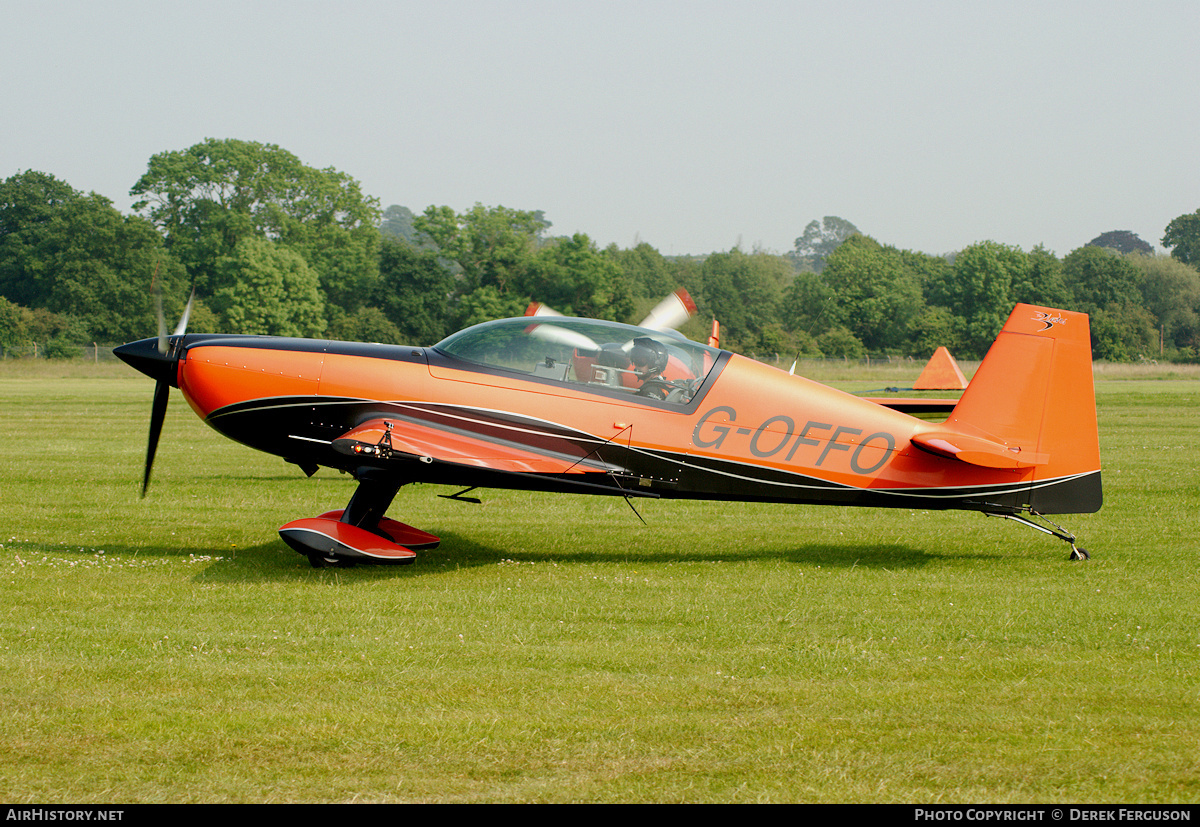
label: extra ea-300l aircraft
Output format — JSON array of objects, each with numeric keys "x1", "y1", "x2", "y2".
[{"x1": 115, "y1": 293, "x2": 1102, "y2": 567}]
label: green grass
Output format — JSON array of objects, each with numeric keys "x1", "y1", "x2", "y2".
[{"x1": 1, "y1": 361, "x2": 1197, "y2": 802}]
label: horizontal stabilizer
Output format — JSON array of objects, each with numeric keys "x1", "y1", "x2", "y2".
[{"x1": 911, "y1": 431, "x2": 1048, "y2": 469}]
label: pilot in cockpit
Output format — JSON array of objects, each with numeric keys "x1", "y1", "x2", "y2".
[
  {"x1": 573, "y1": 336, "x2": 698, "y2": 401},
  {"x1": 629, "y1": 337, "x2": 698, "y2": 401},
  {"x1": 628, "y1": 337, "x2": 669, "y2": 381}
]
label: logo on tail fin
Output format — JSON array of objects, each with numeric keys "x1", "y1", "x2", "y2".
[{"x1": 1032, "y1": 311, "x2": 1067, "y2": 331}]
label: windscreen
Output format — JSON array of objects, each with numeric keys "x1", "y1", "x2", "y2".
[{"x1": 434, "y1": 317, "x2": 723, "y2": 405}]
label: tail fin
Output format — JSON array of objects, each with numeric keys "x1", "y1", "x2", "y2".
[{"x1": 946, "y1": 304, "x2": 1101, "y2": 514}]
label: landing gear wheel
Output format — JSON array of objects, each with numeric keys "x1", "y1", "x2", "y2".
[
  {"x1": 307, "y1": 553, "x2": 354, "y2": 569},
  {"x1": 984, "y1": 511, "x2": 1093, "y2": 562}
]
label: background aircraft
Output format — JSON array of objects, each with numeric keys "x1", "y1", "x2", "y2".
[{"x1": 115, "y1": 301, "x2": 1101, "y2": 567}]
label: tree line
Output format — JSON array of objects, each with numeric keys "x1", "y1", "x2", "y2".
[{"x1": 3, "y1": 138, "x2": 1199, "y2": 362}]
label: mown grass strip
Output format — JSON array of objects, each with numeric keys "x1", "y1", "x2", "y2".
[{"x1": 1, "y1": 365, "x2": 1196, "y2": 802}]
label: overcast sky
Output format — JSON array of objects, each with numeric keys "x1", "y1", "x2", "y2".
[{"x1": 4, "y1": 0, "x2": 1198, "y2": 258}]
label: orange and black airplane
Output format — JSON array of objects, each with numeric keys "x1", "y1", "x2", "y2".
[{"x1": 115, "y1": 299, "x2": 1101, "y2": 567}]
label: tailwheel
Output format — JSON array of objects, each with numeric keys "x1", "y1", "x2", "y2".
[{"x1": 984, "y1": 510, "x2": 1092, "y2": 561}]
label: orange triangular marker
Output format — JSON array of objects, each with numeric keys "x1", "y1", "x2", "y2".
[{"x1": 914, "y1": 347, "x2": 968, "y2": 390}]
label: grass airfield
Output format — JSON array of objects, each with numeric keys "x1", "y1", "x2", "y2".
[{"x1": 1, "y1": 361, "x2": 1197, "y2": 803}]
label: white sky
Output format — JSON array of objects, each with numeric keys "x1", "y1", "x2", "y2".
[{"x1": 3, "y1": 0, "x2": 1198, "y2": 258}]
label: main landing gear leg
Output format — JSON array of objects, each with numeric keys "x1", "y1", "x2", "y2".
[
  {"x1": 341, "y1": 476, "x2": 402, "y2": 537},
  {"x1": 278, "y1": 473, "x2": 441, "y2": 568},
  {"x1": 985, "y1": 511, "x2": 1090, "y2": 560}
]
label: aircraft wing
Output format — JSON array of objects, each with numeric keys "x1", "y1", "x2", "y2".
[{"x1": 330, "y1": 417, "x2": 617, "y2": 475}]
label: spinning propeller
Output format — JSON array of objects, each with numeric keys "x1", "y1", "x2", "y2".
[
  {"x1": 636, "y1": 288, "x2": 698, "y2": 333},
  {"x1": 524, "y1": 288, "x2": 698, "y2": 352},
  {"x1": 114, "y1": 287, "x2": 193, "y2": 497},
  {"x1": 525, "y1": 288, "x2": 697, "y2": 333}
]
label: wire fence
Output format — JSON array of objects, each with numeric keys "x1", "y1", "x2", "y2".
[
  {"x1": 745, "y1": 352, "x2": 923, "y2": 368},
  {"x1": 0, "y1": 343, "x2": 123, "y2": 362}
]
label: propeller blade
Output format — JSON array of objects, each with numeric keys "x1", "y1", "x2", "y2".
[
  {"x1": 127, "y1": 281, "x2": 192, "y2": 497},
  {"x1": 150, "y1": 260, "x2": 168, "y2": 355},
  {"x1": 527, "y1": 323, "x2": 601, "y2": 352},
  {"x1": 173, "y1": 288, "x2": 194, "y2": 337},
  {"x1": 143, "y1": 377, "x2": 170, "y2": 497},
  {"x1": 524, "y1": 301, "x2": 563, "y2": 318},
  {"x1": 638, "y1": 288, "x2": 697, "y2": 331},
  {"x1": 155, "y1": 286, "x2": 167, "y2": 355}
]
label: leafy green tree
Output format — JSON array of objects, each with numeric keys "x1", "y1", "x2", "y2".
[
  {"x1": 43, "y1": 335, "x2": 82, "y2": 359},
  {"x1": 898, "y1": 248, "x2": 951, "y2": 294},
  {"x1": 789, "y1": 328, "x2": 823, "y2": 358},
  {"x1": 1087, "y1": 230, "x2": 1153, "y2": 256},
  {"x1": 1016, "y1": 245, "x2": 1071, "y2": 308},
  {"x1": 1128, "y1": 253, "x2": 1200, "y2": 351},
  {"x1": 908, "y1": 305, "x2": 961, "y2": 359},
  {"x1": 1090, "y1": 302, "x2": 1157, "y2": 361},
  {"x1": 372, "y1": 236, "x2": 457, "y2": 343},
  {"x1": 604, "y1": 242, "x2": 679, "y2": 301},
  {"x1": 816, "y1": 325, "x2": 866, "y2": 359},
  {"x1": 326, "y1": 306, "x2": 403, "y2": 345},
  {"x1": 779, "y1": 270, "x2": 835, "y2": 337},
  {"x1": 44, "y1": 198, "x2": 191, "y2": 342},
  {"x1": 454, "y1": 285, "x2": 527, "y2": 329},
  {"x1": 24, "y1": 307, "x2": 89, "y2": 347},
  {"x1": 380, "y1": 205, "x2": 422, "y2": 246},
  {"x1": 697, "y1": 249, "x2": 791, "y2": 352},
  {"x1": 0, "y1": 171, "x2": 78, "y2": 307},
  {"x1": 208, "y1": 237, "x2": 325, "y2": 336},
  {"x1": 0, "y1": 296, "x2": 26, "y2": 349},
  {"x1": 1162, "y1": 209, "x2": 1200, "y2": 266},
  {"x1": 789, "y1": 216, "x2": 860, "y2": 272},
  {"x1": 0, "y1": 170, "x2": 188, "y2": 342},
  {"x1": 130, "y1": 139, "x2": 380, "y2": 310},
  {"x1": 1061, "y1": 245, "x2": 1141, "y2": 314},
  {"x1": 521, "y1": 233, "x2": 634, "y2": 321},
  {"x1": 413, "y1": 203, "x2": 548, "y2": 294},
  {"x1": 938, "y1": 241, "x2": 1030, "y2": 357},
  {"x1": 753, "y1": 322, "x2": 800, "y2": 357},
  {"x1": 820, "y1": 235, "x2": 923, "y2": 352}
]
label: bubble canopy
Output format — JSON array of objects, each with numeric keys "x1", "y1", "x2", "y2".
[{"x1": 432, "y1": 317, "x2": 725, "y2": 405}]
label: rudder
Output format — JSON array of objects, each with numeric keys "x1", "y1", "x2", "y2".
[{"x1": 945, "y1": 305, "x2": 1102, "y2": 514}]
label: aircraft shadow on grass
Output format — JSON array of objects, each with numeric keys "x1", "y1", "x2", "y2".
[
  {"x1": 181, "y1": 533, "x2": 965, "y2": 584},
  {"x1": 9, "y1": 528, "x2": 995, "y2": 584}
]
